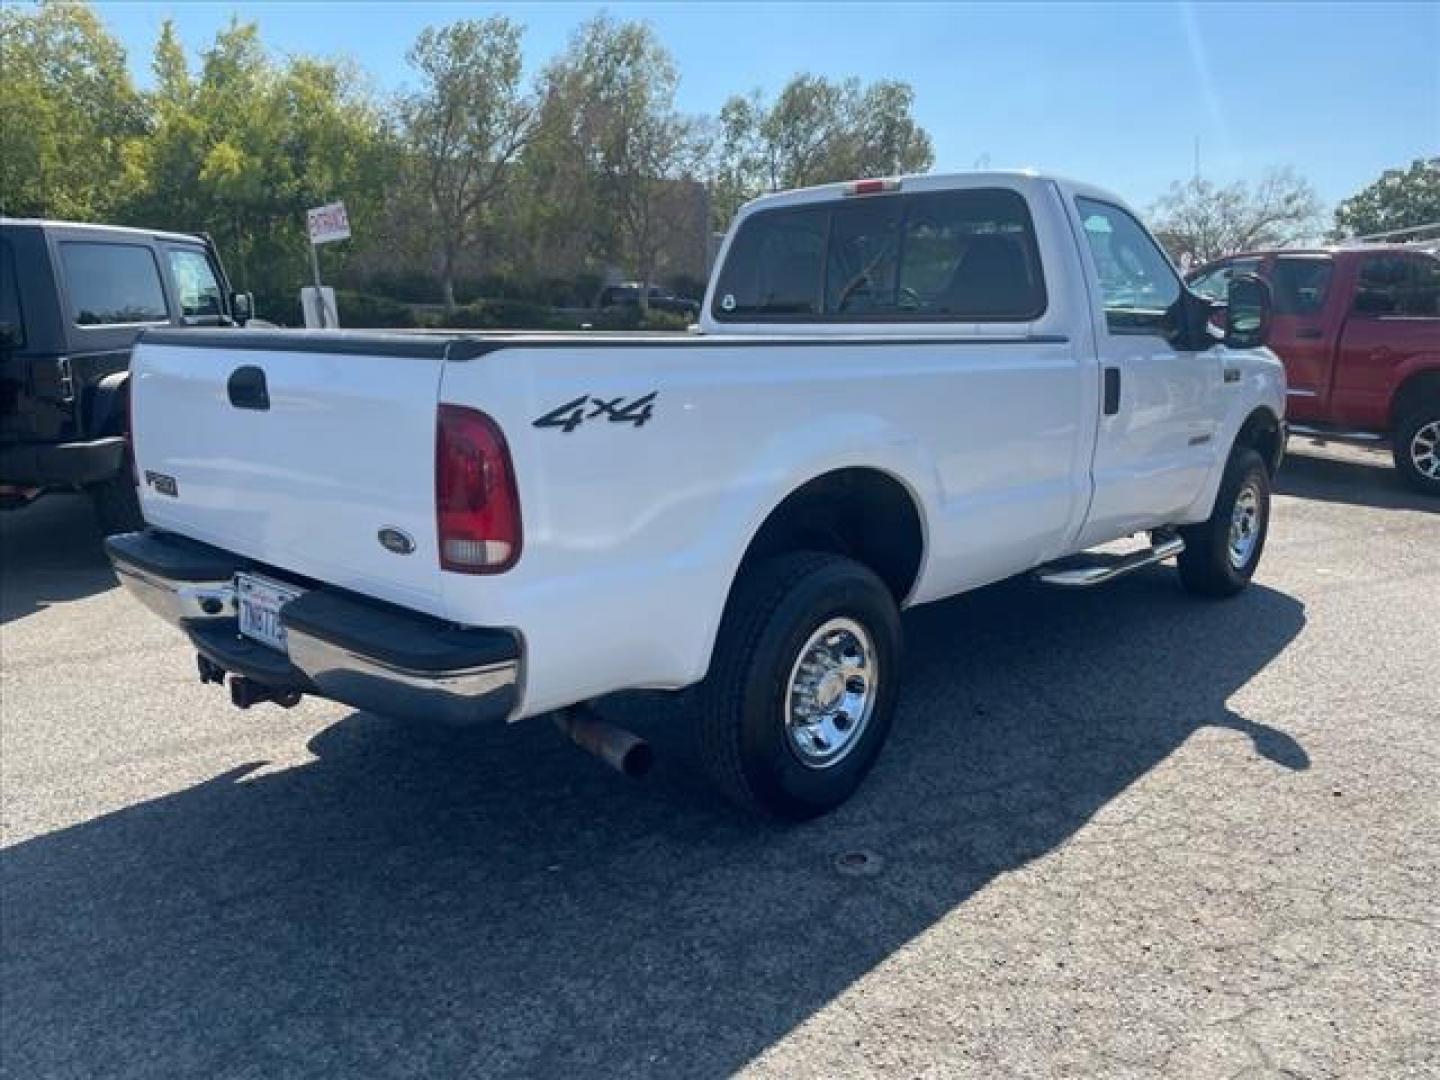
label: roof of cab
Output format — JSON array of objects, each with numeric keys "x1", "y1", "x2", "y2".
[
  {"x1": 0, "y1": 217, "x2": 207, "y2": 245},
  {"x1": 1186, "y1": 243, "x2": 1440, "y2": 274},
  {"x1": 736, "y1": 169, "x2": 1137, "y2": 219}
]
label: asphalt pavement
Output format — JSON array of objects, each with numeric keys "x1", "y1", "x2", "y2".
[{"x1": 1, "y1": 440, "x2": 1435, "y2": 1079}]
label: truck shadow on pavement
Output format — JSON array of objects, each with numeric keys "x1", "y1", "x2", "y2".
[
  {"x1": 0, "y1": 494, "x2": 114, "y2": 625},
  {"x1": 1277, "y1": 444, "x2": 1437, "y2": 513},
  {"x1": 1, "y1": 572, "x2": 1306, "y2": 1078}
]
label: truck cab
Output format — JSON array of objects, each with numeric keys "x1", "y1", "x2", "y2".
[
  {"x1": 1189, "y1": 245, "x2": 1440, "y2": 493},
  {"x1": 0, "y1": 219, "x2": 252, "y2": 531}
]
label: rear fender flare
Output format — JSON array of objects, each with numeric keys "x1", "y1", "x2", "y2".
[{"x1": 682, "y1": 415, "x2": 939, "y2": 684}]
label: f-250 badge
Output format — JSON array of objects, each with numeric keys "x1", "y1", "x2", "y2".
[{"x1": 533, "y1": 392, "x2": 657, "y2": 434}]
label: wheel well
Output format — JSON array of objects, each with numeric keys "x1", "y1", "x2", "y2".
[
  {"x1": 1235, "y1": 407, "x2": 1283, "y2": 476},
  {"x1": 740, "y1": 469, "x2": 925, "y2": 603},
  {"x1": 1392, "y1": 371, "x2": 1440, "y2": 426},
  {"x1": 86, "y1": 372, "x2": 130, "y2": 437}
]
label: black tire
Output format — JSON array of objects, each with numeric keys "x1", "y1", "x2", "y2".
[
  {"x1": 698, "y1": 552, "x2": 902, "y2": 820},
  {"x1": 1177, "y1": 447, "x2": 1270, "y2": 598},
  {"x1": 1392, "y1": 404, "x2": 1440, "y2": 497},
  {"x1": 88, "y1": 464, "x2": 143, "y2": 536}
]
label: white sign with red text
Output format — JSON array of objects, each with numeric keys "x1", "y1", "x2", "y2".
[{"x1": 306, "y1": 202, "x2": 351, "y2": 245}]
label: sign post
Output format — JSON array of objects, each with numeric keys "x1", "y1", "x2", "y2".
[{"x1": 304, "y1": 201, "x2": 351, "y2": 329}]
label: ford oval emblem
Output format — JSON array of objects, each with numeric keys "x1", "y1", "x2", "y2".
[{"x1": 378, "y1": 527, "x2": 416, "y2": 556}]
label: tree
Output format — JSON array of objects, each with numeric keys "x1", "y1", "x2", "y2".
[
  {"x1": 1148, "y1": 168, "x2": 1322, "y2": 265},
  {"x1": 534, "y1": 15, "x2": 708, "y2": 312},
  {"x1": 124, "y1": 19, "x2": 392, "y2": 319},
  {"x1": 399, "y1": 18, "x2": 535, "y2": 311},
  {"x1": 1331, "y1": 158, "x2": 1440, "y2": 241},
  {"x1": 0, "y1": 1, "x2": 146, "y2": 218},
  {"x1": 713, "y1": 75, "x2": 934, "y2": 227}
]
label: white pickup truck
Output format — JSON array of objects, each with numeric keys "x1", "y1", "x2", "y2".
[{"x1": 107, "y1": 171, "x2": 1285, "y2": 819}]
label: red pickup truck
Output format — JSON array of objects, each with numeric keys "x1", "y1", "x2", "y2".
[{"x1": 1188, "y1": 246, "x2": 1440, "y2": 494}]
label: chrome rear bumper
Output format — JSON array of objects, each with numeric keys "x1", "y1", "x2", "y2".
[{"x1": 105, "y1": 530, "x2": 522, "y2": 726}]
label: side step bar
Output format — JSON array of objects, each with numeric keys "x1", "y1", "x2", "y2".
[
  {"x1": 1036, "y1": 535, "x2": 1185, "y2": 588},
  {"x1": 1288, "y1": 424, "x2": 1385, "y2": 443}
]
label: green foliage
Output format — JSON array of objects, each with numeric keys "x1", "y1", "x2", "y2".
[
  {"x1": 528, "y1": 15, "x2": 710, "y2": 310},
  {"x1": 439, "y1": 298, "x2": 561, "y2": 330},
  {"x1": 545, "y1": 306, "x2": 692, "y2": 332},
  {"x1": 399, "y1": 17, "x2": 535, "y2": 310},
  {"x1": 0, "y1": 1, "x2": 147, "y2": 218},
  {"x1": 1331, "y1": 158, "x2": 1440, "y2": 241},
  {"x1": 122, "y1": 18, "x2": 394, "y2": 306},
  {"x1": 713, "y1": 75, "x2": 934, "y2": 228},
  {"x1": 6, "y1": 3, "x2": 966, "y2": 315},
  {"x1": 336, "y1": 291, "x2": 418, "y2": 329}
]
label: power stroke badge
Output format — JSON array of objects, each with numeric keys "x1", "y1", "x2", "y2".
[{"x1": 533, "y1": 392, "x2": 657, "y2": 434}]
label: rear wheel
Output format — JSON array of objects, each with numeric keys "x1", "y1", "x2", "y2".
[
  {"x1": 1177, "y1": 447, "x2": 1270, "y2": 598},
  {"x1": 1393, "y1": 404, "x2": 1440, "y2": 497},
  {"x1": 698, "y1": 552, "x2": 902, "y2": 820}
]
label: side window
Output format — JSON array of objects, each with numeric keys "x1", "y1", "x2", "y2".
[
  {"x1": 1188, "y1": 257, "x2": 1261, "y2": 301},
  {"x1": 1269, "y1": 256, "x2": 1333, "y2": 316},
  {"x1": 0, "y1": 240, "x2": 23, "y2": 347},
  {"x1": 60, "y1": 242, "x2": 168, "y2": 326},
  {"x1": 1075, "y1": 197, "x2": 1182, "y2": 335},
  {"x1": 1399, "y1": 256, "x2": 1440, "y2": 317},
  {"x1": 1354, "y1": 256, "x2": 1411, "y2": 316},
  {"x1": 712, "y1": 188, "x2": 1046, "y2": 322},
  {"x1": 167, "y1": 248, "x2": 224, "y2": 322}
]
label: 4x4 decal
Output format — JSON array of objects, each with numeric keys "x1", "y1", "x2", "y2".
[{"x1": 533, "y1": 392, "x2": 657, "y2": 433}]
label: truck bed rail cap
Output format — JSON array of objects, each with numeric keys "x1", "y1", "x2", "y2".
[
  {"x1": 137, "y1": 327, "x2": 1068, "y2": 362},
  {"x1": 137, "y1": 328, "x2": 462, "y2": 360}
]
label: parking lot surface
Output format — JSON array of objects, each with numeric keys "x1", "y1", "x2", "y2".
[{"x1": 2, "y1": 441, "x2": 1436, "y2": 1079}]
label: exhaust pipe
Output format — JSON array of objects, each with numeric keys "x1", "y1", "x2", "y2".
[{"x1": 554, "y1": 706, "x2": 653, "y2": 779}]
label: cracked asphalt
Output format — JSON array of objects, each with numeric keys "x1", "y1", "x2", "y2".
[{"x1": 2, "y1": 440, "x2": 1436, "y2": 1079}]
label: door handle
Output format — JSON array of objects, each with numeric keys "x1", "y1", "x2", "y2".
[
  {"x1": 1223, "y1": 366, "x2": 1242, "y2": 384},
  {"x1": 1296, "y1": 327, "x2": 1324, "y2": 340},
  {"x1": 1103, "y1": 367, "x2": 1121, "y2": 415},
  {"x1": 227, "y1": 365, "x2": 270, "y2": 411}
]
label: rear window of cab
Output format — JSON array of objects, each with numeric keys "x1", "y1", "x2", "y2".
[{"x1": 712, "y1": 188, "x2": 1047, "y2": 323}]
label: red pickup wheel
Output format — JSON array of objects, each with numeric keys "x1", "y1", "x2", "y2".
[
  {"x1": 698, "y1": 552, "x2": 902, "y2": 820},
  {"x1": 1394, "y1": 405, "x2": 1440, "y2": 497}
]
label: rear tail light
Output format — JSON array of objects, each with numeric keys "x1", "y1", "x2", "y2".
[{"x1": 435, "y1": 403, "x2": 522, "y2": 573}]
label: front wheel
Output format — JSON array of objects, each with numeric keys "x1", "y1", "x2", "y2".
[
  {"x1": 1177, "y1": 447, "x2": 1271, "y2": 598},
  {"x1": 698, "y1": 552, "x2": 903, "y2": 820},
  {"x1": 1393, "y1": 405, "x2": 1440, "y2": 497}
]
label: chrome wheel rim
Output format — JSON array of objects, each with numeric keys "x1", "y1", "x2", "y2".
[
  {"x1": 1228, "y1": 481, "x2": 1262, "y2": 570},
  {"x1": 784, "y1": 617, "x2": 878, "y2": 769},
  {"x1": 1409, "y1": 420, "x2": 1440, "y2": 480}
]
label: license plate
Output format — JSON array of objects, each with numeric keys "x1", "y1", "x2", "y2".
[{"x1": 235, "y1": 572, "x2": 305, "y2": 653}]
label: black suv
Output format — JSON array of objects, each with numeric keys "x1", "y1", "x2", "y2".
[
  {"x1": 0, "y1": 219, "x2": 252, "y2": 533},
  {"x1": 596, "y1": 282, "x2": 701, "y2": 318}
]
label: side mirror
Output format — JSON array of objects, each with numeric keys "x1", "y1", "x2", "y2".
[
  {"x1": 1223, "y1": 273, "x2": 1271, "y2": 349},
  {"x1": 230, "y1": 292, "x2": 254, "y2": 326},
  {"x1": 0, "y1": 320, "x2": 20, "y2": 348}
]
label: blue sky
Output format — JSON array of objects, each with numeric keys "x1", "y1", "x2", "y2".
[{"x1": 97, "y1": 1, "x2": 1438, "y2": 214}]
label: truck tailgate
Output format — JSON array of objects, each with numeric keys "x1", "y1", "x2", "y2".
[{"x1": 132, "y1": 336, "x2": 446, "y2": 615}]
